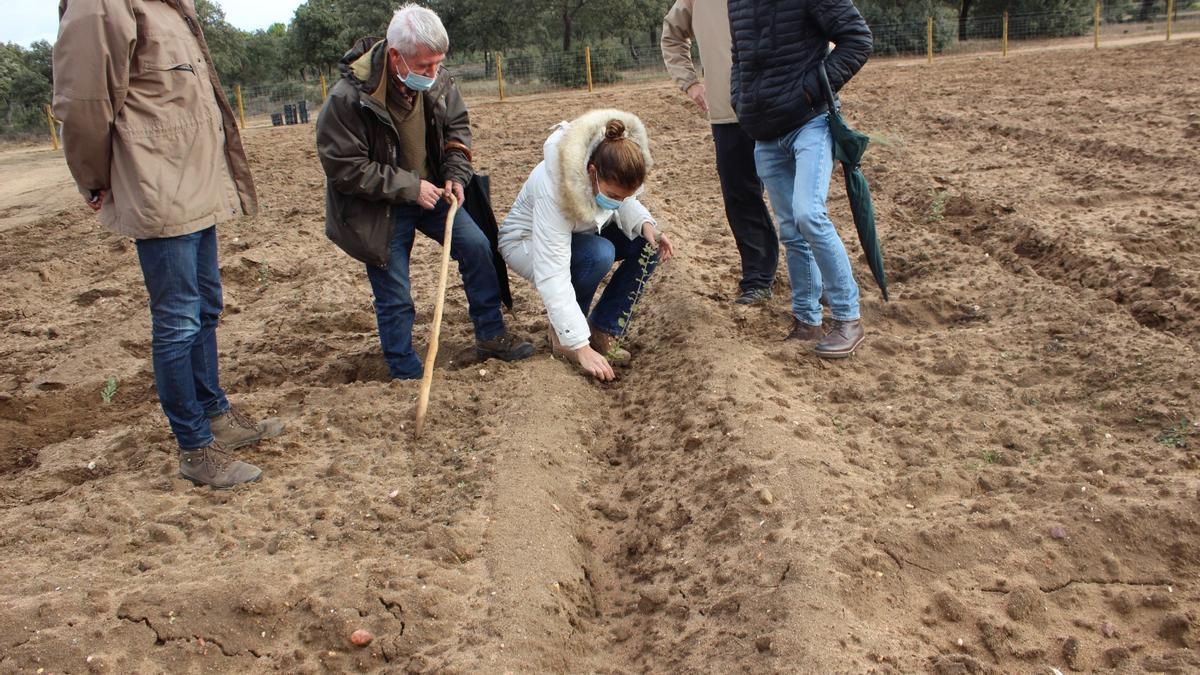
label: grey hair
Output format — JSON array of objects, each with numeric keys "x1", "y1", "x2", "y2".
[{"x1": 386, "y1": 4, "x2": 449, "y2": 56}]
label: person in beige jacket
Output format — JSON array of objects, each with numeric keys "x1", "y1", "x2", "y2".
[
  {"x1": 661, "y1": 0, "x2": 783, "y2": 310},
  {"x1": 54, "y1": 0, "x2": 283, "y2": 489}
]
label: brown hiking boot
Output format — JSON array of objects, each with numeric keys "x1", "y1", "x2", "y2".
[
  {"x1": 814, "y1": 319, "x2": 865, "y2": 359},
  {"x1": 589, "y1": 325, "x2": 630, "y2": 366},
  {"x1": 179, "y1": 442, "x2": 262, "y2": 489},
  {"x1": 210, "y1": 407, "x2": 284, "y2": 450},
  {"x1": 476, "y1": 332, "x2": 535, "y2": 362},
  {"x1": 785, "y1": 319, "x2": 825, "y2": 342}
]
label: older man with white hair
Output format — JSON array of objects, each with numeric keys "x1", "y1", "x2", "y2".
[{"x1": 317, "y1": 4, "x2": 533, "y2": 379}]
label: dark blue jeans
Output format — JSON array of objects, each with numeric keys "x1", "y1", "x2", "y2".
[
  {"x1": 572, "y1": 224, "x2": 660, "y2": 336},
  {"x1": 135, "y1": 226, "x2": 230, "y2": 451},
  {"x1": 367, "y1": 200, "x2": 506, "y2": 379}
]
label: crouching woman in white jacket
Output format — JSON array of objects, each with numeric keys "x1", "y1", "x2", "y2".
[{"x1": 499, "y1": 110, "x2": 674, "y2": 381}]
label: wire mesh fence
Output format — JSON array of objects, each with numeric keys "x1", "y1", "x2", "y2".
[
  {"x1": 221, "y1": 80, "x2": 325, "y2": 129},
  {"x1": 8, "y1": 2, "x2": 1198, "y2": 141},
  {"x1": 452, "y1": 42, "x2": 671, "y2": 99},
  {"x1": 867, "y1": 0, "x2": 1198, "y2": 58}
]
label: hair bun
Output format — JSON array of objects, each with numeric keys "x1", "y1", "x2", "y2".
[{"x1": 604, "y1": 119, "x2": 626, "y2": 141}]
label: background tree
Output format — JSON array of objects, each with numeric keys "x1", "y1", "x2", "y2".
[
  {"x1": 23, "y1": 41, "x2": 54, "y2": 88},
  {"x1": 241, "y1": 24, "x2": 290, "y2": 84},
  {"x1": 0, "y1": 43, "x2": 51, "y2": 107},
  {"x1": 334, "y1": 0, "x2": 397, "y2": 46},
  {"x1": 195, "y1": 0, "x2": 247, "y2": 82},
  {"x1": 289, "y1": 0, "x2": 348, "y2": 78},
  {"x1": 0, "y1": 42, "x2": 53, "y2": 133}
]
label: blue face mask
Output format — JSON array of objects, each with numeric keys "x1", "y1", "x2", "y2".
[
  {"x1": 398, "y1": 54, "x2": 437, "y2": 92},
  {"x1": 593, "y1": 176, "x2": 625, "y2": 210}
]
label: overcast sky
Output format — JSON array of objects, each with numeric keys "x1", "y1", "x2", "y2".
[{"x1": 1, "y1": 1, "x2": 306, "y2": 48}]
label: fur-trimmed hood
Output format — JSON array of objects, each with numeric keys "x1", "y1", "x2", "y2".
[{"x1": 547, "y1": 109, "x2": 653, "y2": 225}]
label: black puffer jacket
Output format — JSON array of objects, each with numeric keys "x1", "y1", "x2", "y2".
[{"x1": 728, "y1": 0, "x2": 872, "y2": 141}]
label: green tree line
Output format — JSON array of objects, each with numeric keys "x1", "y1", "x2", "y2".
[
  {"x1": 192, "y1": 0, "x2": 1183, "y2": 82},
  {"x1": 0, "y1": 0, "x2": 1187, "y2": 132}
]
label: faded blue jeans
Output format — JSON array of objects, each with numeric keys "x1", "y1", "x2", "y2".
[
  {"x1": 754, "y1": 114, "x2": 860, "y2": 326},
  {"x1": 135, "y1": 226, "x2": 230, "y2": 451},
  {"x1": 366, "y1": 200, "x2": 506, "y2": 379}
]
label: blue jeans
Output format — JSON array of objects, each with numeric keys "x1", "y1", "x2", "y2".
[
  {"x1": 571, "y1": 224, "x2": 659, "y2": 336},
  {"x1": 135, "y1": 226, "x2": 230, "y2": 451},
  {"x1": 754, "y1": 115, "x2": 861, "y2": 325},
  {"x1": 367, "y1": 200, "x2": 506, "y2": 379}
]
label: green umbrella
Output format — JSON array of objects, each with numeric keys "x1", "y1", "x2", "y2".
[{"x1": 818, "y1": 61, "x2": 889, "y2": 301}]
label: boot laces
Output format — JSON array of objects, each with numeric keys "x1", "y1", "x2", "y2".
[
  {"x1": 197, "y1": 442, "x2": 233, "y2": 472},
  {"x1": 226, "y1": 407, "x2": 258, "y2": 431}
]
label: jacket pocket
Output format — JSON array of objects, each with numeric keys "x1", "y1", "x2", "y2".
[
  {"x1": 112, "y1": 112, "x2": 230, "y2": 233},
  {"x1": 329, "y1": 197, "x2": 392, "y2": 267}
]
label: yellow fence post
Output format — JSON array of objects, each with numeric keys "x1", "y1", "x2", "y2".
[
  {"x1": 234, "y1": 84, "x2": 246, "y2": 128},
  {"x1": 585, "y1": 46, "x2": 594, "y2": 92},
  {"x1": 496, "y1": 53, "x2": 505, "y2": 101},
  {"x1": 1002, "y1": 12, "x2": 1008, "y2": 57},
  {"x1": 44, "y1": 104, "x2": 60, "y2": 151},
  {"x1": 1094, "y1": 1, "x2": 1101, "y2": 49},
  {"x1": 320, "y1": 74, "x2": 328, "y2": 100},
  {"x1": 1167, "y1": 0, "x2": 1174, "y2": 40},
  {"x1": 926, "y1": 17, "x2": 934, "y2": 64}
]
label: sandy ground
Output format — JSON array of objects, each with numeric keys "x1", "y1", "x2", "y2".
[
  {"x1": 1, "y1": 38, "x2": 1198, "y2": 674},
  {"x1": 0, "y1": 145, "x2": 79, "y2": 233}
]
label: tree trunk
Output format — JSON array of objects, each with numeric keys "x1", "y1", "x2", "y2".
[
  {"x1": 563, "y1": 10, "x2": 572, "y2": 51},
  {"x1": 958, "y1": 0, "x2": 972, "y2": 41}
]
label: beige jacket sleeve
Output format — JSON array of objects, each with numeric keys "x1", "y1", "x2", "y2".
[
  {"x1": 661, "y1": 0, "x2": 699, "y2": 95},
  {"x1": 52, "y1": 0, "x2": 135, "y2": 196}
]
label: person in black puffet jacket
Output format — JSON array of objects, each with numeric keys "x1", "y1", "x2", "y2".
[{"x1": 728, "y1": 0, "x2": 873, "y2": 358}]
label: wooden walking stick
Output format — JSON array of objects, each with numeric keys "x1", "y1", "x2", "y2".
[{"x1": 414, "y1": 193, "x2": 459, "y2": 437}]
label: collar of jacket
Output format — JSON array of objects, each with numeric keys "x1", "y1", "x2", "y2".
[
  {"x1": 339, "y1": 38, "x2": 448, "y2": 123},
  {"x1": 555, "y1": 108, "x2": 653, "y2": 225}
]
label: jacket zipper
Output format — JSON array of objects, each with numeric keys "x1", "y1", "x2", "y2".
[{"x1": 359, "y1": 102, "x2": 401, "y2": 165}]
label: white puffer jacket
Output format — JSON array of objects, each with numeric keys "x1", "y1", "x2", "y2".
[{"x1": 499, "y1": 109, "x2": 657, "y2": 350}]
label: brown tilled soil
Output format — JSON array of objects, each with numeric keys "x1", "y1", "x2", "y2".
[{"x1": 2, "y1": 39, "x2": 1198, "y2": 674}]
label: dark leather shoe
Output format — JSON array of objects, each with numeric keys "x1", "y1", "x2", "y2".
[
  {"x1": 785, "y1": 319, "x2": 824, "y2": 342},
  {"x1": 814, "y1": 319, "x2": 865, "y2": 358},
  {"x1": 476, "y1": 332, "x2": 535, "y2": 362},
  {"x1": 734, "y1": 287, "x2": 772, "y2": 305}
]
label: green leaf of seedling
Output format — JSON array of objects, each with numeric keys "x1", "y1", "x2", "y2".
[{"x1": 101, "y1": 376, "x2": 118, "y2": 404}]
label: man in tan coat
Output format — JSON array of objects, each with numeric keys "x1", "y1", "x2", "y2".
[
  {"x1": 54, "y1": 0, "x2": 283, "y2": 488},
  {"x1": 662, "y1": 0, "x2": 781, "y2": 310}
]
